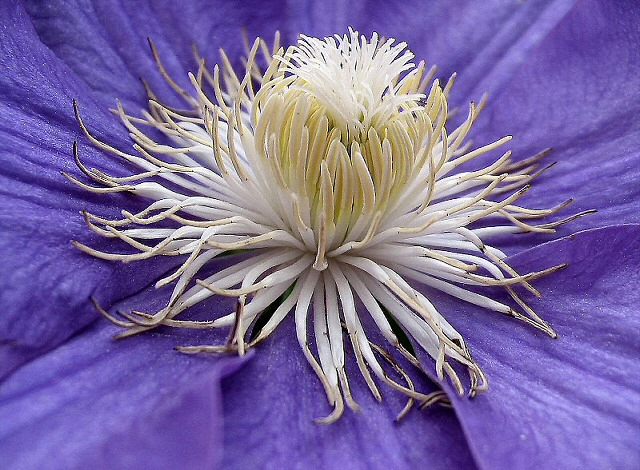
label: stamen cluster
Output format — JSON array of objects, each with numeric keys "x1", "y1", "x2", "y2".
[{"x1": 69, "y1": 29, "x2": 584, "y2": 422}]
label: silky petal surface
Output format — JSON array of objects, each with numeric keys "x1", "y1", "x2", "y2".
[
  {"x1": 0, "y1": 284, "x2": 244, "y2": 470},
  {"x1": 23, "y1": 0, "x2": 288, "y2": 109},
  {"x1": 437, "y1": 225, "x2": 640, "y2": 469},
  {"x1": 24, "y1": 0, "x2": 576, "y2": 108},
  {"x1": 220, "y1": 317, "x2": 477, "y2": 470},
  {"x1": 286, "y1": 0, "x2": 577, "y2": 103},
  {"x1": 471, "y1": 0, "x2": 640, "y2": 251},
  {"x1": 0, "y1": 2, "x2": 184, "y2": 377}
]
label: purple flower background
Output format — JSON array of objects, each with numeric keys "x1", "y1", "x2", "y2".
[{"x1": 1, "y1": 0, "x2": 639, "y2": 469}]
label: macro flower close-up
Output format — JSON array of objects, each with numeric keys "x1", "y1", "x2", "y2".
[{"x1": 1, "y1": 1, "x2": 639, "y2": 469}]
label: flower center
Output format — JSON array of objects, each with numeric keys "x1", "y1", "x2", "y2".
[
  {"x1": 68, "y1": 29, "x2": 585, "y2": 423},
  {"x1": 250, "y1": 30, "x2": 444, "y2": 269},
  {"x1": 274, "y1": 30, "x2": 424, "y2": 139}
]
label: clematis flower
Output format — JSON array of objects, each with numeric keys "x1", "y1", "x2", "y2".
[{"x1": 0, "y1": 1, "x2": 638, "y2": 469}]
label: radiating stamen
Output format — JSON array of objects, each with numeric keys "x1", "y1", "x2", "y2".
[{"x1": 71, "y1": 29, "x2": 587, "y2": 422}]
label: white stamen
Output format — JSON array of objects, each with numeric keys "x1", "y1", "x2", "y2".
[{"x1": 72, "y1": 30, "x2": 589, "y2": 422}]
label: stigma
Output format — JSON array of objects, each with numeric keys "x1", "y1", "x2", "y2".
[{"x1": 68, "y1": 28, "x2": 587, "y2": 423}]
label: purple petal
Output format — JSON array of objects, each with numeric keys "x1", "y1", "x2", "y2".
[
  {"x1": 472, "y1": 0, "x2": 640, "y2": 250},
  {"x1": 440, "y1": 225, "x2": 640, "y2": 469},
  {"x1": 0, "y1": 284, "x2": 245, "y2": 470},
  {"x1": 0, "y1": 2, "x2": 190, "y2": 377},
  {"x1": 23, "y1": 0, "x2": 290, "y2": 108},
  {"x1": 288, "y1": 0, "x2": 577, "y2": 103},
  {"x1": 221, "y1": 317, "x2": 477, "y2": 470},
  {"x1": 24, "y1": 0, "x2": 577, "y2": 110}
]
